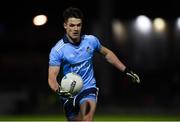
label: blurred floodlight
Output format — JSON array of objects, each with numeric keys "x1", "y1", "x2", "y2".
[
  {"x1": 177, "y1": 17, "x2": 180, "y2": 30},
  {"x1": 135, "y1": 15, "x2": 152, "y2": 33},
  {"x1": 33, "y1": 14, "x2": 48, "y2": 26},
  {"x1": 153, "y1": 18, "x2": 166, "y2": 32},
  {"x1": 112, "y1": 20, "x2": 126, "y2": 41}
]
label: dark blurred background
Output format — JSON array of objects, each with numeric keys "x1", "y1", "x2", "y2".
[{"x1": 0, "y1": 0, "x2": 180, "y2": 116}]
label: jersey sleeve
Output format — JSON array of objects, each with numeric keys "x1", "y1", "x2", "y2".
[
  {"x1": 91, "y1": 35, "x2": 102, "y2": 52},
  {"x1": 49, "y1": 47, "x2": 62, "y2": 66}
]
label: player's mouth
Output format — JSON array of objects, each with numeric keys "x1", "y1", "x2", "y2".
[{"x1": 73, "y1": 32, "x2": 79, "y2": 36}]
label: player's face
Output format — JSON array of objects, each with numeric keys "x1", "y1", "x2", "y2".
[{"x1": 64, "y1": 17, "x2": 82, "y2": 43}]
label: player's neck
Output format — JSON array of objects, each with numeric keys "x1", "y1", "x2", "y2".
[{"x1": 66, "y1": 34, "x2": 80, "y2": 44}]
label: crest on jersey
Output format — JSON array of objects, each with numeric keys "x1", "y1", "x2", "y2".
[{"x1": 86, "y1": 46, "x2": 91, "y2": 52}]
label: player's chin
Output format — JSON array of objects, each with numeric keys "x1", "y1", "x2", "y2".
[
  {"x1": 72, "y1": 35, "x2": 80, "y2": 41},
  {"x1": 72, "y1": 34, "x2": 80, "y2": 38}
]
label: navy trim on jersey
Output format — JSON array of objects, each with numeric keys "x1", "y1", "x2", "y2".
[{"x1": 62, "y1": 35, "x2": 84, "y2": 46}]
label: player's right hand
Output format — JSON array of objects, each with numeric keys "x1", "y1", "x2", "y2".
[{"x1": 56, "y1": 86, "x2": 72, "y2": 98}]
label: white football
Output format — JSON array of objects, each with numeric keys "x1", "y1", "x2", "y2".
[{"x1": 61, "y1": 72, "x2": 83, "y2": 95}]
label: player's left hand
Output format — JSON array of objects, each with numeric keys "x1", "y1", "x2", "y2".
[{"x1": 124, "y1": 68, "x2": 140, "y2": 83}]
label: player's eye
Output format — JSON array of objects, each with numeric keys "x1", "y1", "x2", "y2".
[
  {"x1": 77, "y1": 23, "x2": 81, "y2": 27},
  {"x1": 69, "y1": 24, "x2": 75, "y2": 27}
]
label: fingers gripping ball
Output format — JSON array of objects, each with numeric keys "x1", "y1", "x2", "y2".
[{"x1": 61, "y1": 72, "x2": 83, "y2": 96}]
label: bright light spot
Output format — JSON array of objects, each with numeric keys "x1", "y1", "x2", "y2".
[
  {"x1": 112, "y1": 20, "x2": 126, "y2": 41},
  {"x1": 177, "y1": 17, "x2": 180, "y2": 30},
  {"x1": 135, "y1": 15, "x2": 152, "y2": 33},
  {"x1": 153, "y1": 18, "x2": 166, "y2": 32},
  {"x1": 33, "y1": 14, "x2": 48, "y2": 26}
]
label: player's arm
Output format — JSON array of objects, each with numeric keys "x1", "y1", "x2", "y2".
[
  {"x1": 48, "y1": 66, "x2": 60, "y2": 92},
  {"x1": 48, "y1": 66, "x2": 72, "y2": 98},
  {"x1": 99, "y1": 46, "x2": 140, "y2": 83},
  {"x1": 99, "y1": 46, "x2": 126, "y2": 72}
]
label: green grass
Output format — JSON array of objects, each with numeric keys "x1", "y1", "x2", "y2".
[
  {"x1": 95, "y1": 114, "x2": 180, "y2": 121},
  {"x1": 0, "y1": 114, "x2": 180, "y2": 121}
]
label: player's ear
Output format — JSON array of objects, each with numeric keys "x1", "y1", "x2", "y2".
[{"x1": 64, "y1": 23, "x2": 67, "y2": 29}]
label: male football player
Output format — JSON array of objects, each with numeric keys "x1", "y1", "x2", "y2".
[{"x1": 48, "y1": 7, "x2": 140, "y2": 121}]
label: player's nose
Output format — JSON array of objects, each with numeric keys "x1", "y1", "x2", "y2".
[{"x1": 74, "y1": 26, "x2": 79, "y2": 30}]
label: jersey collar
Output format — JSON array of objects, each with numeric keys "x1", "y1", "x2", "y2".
[{"x1": 63, "y1": 35, "x2": 84, "y2": 46}]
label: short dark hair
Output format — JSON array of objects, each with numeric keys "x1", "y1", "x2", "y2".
[{"x1": 63, "y1": 7, "x2": 84, "y2": 23}]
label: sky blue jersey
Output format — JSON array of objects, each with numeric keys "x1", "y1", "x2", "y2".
[{"x1": 49, "y1": 35, "x2": 102, "y2": 90}]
